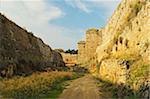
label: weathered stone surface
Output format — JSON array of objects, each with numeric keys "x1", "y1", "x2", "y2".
[
  {"x1": 77, "y1": 41, "x2": 86, "y2": 65},
  {"x1": 85, "y1": 29, "x2": 102, "y2": 61},
  {"x1": 61, "y1": 52, "x2": 77, "y2": 66},
  {"x1": 95, "y1": 0, "x2": 150, "y2": 98},
  {"x1": 77, "y1": 28, "x2": 102, "y2": 66},
  {"x1": 0, "y1": 13, "x2": 65, "y2": 77}
]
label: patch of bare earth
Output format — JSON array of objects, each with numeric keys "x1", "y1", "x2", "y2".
[{"x1": 59, "y1": 75, "x2": 111, "y2": 99}]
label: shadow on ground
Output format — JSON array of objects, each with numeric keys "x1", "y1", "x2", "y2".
[{"x1": 96, "y1": 78, "x2": 149, "y2": 99}]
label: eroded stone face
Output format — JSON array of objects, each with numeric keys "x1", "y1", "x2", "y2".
[
  {"x1": 0, "y1": 13, "x2": 65, "y2": 77},
  {"x1": 99, "y1": 59, "x2": 128, "y2": 84},
  {"x1": 96, "y1": 0, "x2": 150, "y2": 98},
  {"x1": 97, "y1": 0, "x2": 150, "y2": 62},
  {"x1": 61, "y1": 52, "x2": 77, "y2": 67}
]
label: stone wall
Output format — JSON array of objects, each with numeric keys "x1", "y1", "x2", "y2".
[
  {"x1": 77, "y1": 41, "x2": 86, "y2": 65},
  {"x1": 85, "y1": 29, "x2": 102, "y2": 61},
  {"x1": 95, "y1": 0, "x2": 150, "y2": 98},
  {"x1": 77, "y1": 29, "x2": 102, "y2": 66},
  {"x1": 0, "y1": 13, "x2": 65, "y2": 77},
  {"x1": 61, "y1": 53, "x2": 77, "y2": 66}
]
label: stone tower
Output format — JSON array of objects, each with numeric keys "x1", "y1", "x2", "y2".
[
  {"x1": 77, "y1": 41, "x2": 86, "y2": 65},
  {"x1": 85, "y1": 28, "x2": 102, "y2": 61}
]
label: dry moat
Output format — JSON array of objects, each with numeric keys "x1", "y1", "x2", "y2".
[{"x1": 0, "y1": 0, "x2": 149, "y2": 99}]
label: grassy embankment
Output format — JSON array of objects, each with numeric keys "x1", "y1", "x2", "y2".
[
  {"x1": 96, "y1": 79, "x2": 139, "y2": 99},
  {"x1": 95, "y1": 57, "x2": 149, "y2": 99},
  {"x1": 0, "y1": 71, "x2": 84, "y2": 99}
]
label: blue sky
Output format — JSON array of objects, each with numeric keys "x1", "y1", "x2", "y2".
[{"x1": 0, "y1": 0, "x2": 121, "y2": 50}]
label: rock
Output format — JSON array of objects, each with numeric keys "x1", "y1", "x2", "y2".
[
  {"x1": 0, "y1": 13, "x2": 65, "y2": 77},
  {"x1": 60, "y1": 52, "x2": 77, "y2": 67},
  {"x1": 96, "y1": 0, "x2": 150, "y2": 98},
  {"x1": 77, "y1": 0, "x2": 150, "y2": 98}
]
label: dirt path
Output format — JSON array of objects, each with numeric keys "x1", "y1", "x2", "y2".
[{"x1": 59, "y1": 75, "x2": 102, "y2": 99}]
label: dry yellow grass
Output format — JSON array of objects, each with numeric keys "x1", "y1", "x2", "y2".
[{"x1": 0, "y1": 71, "x2": 74, "y2": 98}]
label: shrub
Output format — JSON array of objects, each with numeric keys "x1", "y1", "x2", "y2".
[{"x1": 134, "y1": 3, "x2": 142, "y2": 15}]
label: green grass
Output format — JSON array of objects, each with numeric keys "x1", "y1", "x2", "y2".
[
  {"x1": 95, "y1": 78, "x2": 138, "y2": 99},
  {"x1": 134, "y1": 3, "x2": 143, "y2": 15},
  {"x1": 38, "y1": 81, "x2": 66, "y2": 98},
  {"x1": 0, "y1": 77, "x2": 3, "y2": 81},
  {"x1": 128, "y1": 59, "x2": 149, "y2": 86},
  {"x1": 0, "y1": 71, "x2": 84, "y2": 99},
  {"x1": 37, "y1": 72, "x2": 84, "y2": 99}
]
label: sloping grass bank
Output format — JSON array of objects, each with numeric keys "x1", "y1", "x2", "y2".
[
  {"x1": 0, "y1": 71, "x2": 81, "y2": 99},
  {"x1": 96, "y1": 79, "x2": 139, "y2": 99}
]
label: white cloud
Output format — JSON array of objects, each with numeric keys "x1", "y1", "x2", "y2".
[
  {"x1": 86, "y1": 0, "x2": 121, "y2": 1},
  {"x1": 65, "y1": 0, "x2": 91, "y2": 13},
  {"x1": 75, "y1": 0, "x2": 91, "y2": 13},
  {"x1": 0, "y1": 0, "x2": 65, "y2": 25},
  {"x1": 0, "y1": 0, "x2": 79, "y2": 49},
  {"x1": 87, "y1": 0, "x2": 121, "y2": 22},
  {"x1": 87, "y1": 0, "x2": 121, "y2": 10},
  {"x1": 65, "y1": 0, "x2": 121, "y2": 15},
  {"x1": 0, "y1": 0, "x2": 122, "y2": 49}
]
